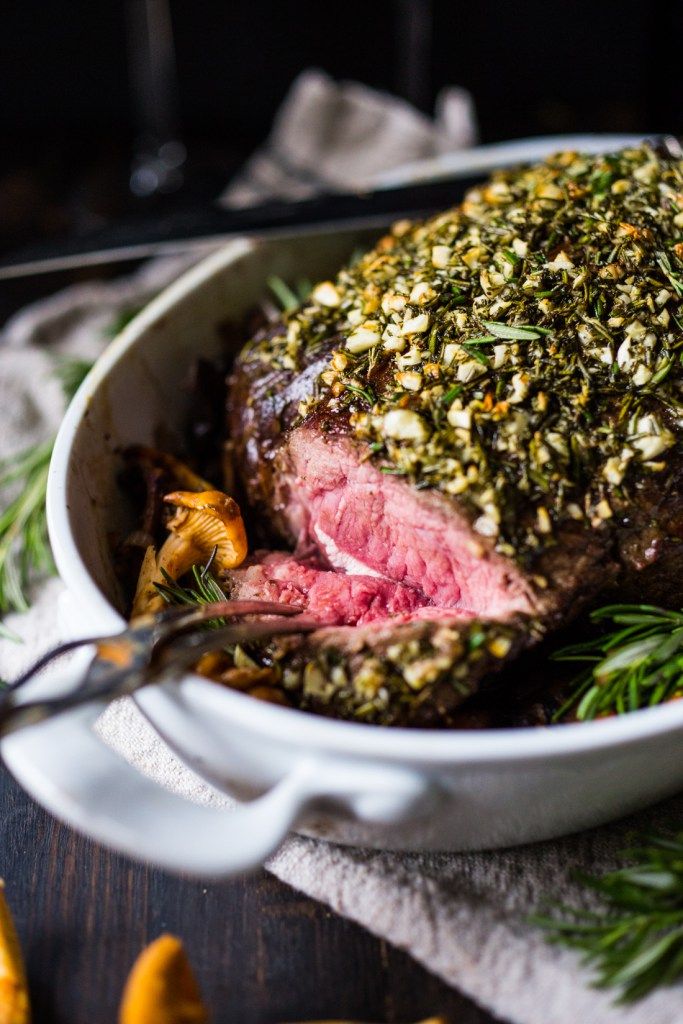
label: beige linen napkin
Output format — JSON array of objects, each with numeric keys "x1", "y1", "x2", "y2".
[{"x1": 0, "y1": 74, "x2": 681, "y2": 1024}]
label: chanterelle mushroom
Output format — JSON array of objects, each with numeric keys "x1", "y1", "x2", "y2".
[{"x1": 131, "y1": 490, "x2": 248, "y2": 617}]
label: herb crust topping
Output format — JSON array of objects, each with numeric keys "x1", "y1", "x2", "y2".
[{"x1": 248, "y1": 146, "x2": 683, "y2": 563}]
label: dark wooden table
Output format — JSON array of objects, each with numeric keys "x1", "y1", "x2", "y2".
[{"x1": 0, "y1": 764, "x2": 504, "y2": 1024}]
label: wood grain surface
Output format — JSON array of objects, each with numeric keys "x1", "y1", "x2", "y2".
[{"x1": 0, "y1": 765, "x2": 506, "y2": 1024}]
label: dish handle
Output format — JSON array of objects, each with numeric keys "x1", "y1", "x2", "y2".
[{"x1": 1, "y1": 702, "x2": 435, "y2": 877}]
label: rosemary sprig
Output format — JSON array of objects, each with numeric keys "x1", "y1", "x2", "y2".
[
  {"x1": 267, "y1": 275, "x2": 312, "y2": 312},
  {"x1": 154, "y1": 556, "x2": 227, "y2": 615},
  {"x1": 553, "y1": 604, "x2": 683, "y2": 721},
  {"x1": 536, "y1": 832, "x2": 683, "y2": 1002},
  {"x1": 154, "y1": 556, "x2": 235, "y2": 649},
  {"x1": 0, "y1": 357, "x2": 93, "y2": 619},
  {"x1": 343, "y1": 381, "x2": 376, "y2": 406},
  {"x1": 0, "y1": 441, "x2": 54, "y2": 616}
]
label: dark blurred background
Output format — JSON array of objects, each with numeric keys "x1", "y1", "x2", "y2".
[{"x1": 0, "y1": 0, "x2": 680, "y2": 259}]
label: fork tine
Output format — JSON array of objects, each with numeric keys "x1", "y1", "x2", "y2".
[
  {"x1": 7, "y1": 600, "x2": 305, "y2": 695},
  {"x1": 0, "y1": 601, "x2": 318, "y2": 734},
  {"x1": 6, "y1": 635, "x2": 108, "y2": 692},
  {"x1": 154, "y1": 599, "x2": 303, "y2": 637},
  {"x1": 153, "y1": 616, "x2": 319, "y2": 674}
]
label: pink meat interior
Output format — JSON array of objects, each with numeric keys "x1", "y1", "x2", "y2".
[{"x1": 231, "y1": 428, "x2": 535, "y2": 628}]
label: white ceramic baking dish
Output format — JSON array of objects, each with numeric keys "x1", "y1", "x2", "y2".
[{"x1": 4, "y1": 137, "x2": 683, "y2": 878}]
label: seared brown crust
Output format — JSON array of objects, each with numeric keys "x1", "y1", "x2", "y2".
[
  {"x1": 613, "y1": 457, "x2": 683, "y2": 605},
  {"x1": 228, "y1": 324, "x2": 335, "y2": 541}
]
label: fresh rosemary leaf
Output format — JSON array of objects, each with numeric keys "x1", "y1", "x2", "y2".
[
  {"x1": 462, "y1": 344, "x2": 489, "y2": 366},
  {"x1": 54, "y1": 357, "x2": 94, "y2": 402},
  {"x1": 463, "y1": 335, "x2": 497, "y2": 345},
  {"x1": 106, "y1": 306, "x2": 144, "y2": 338},
  {"x1": 482, "y1": 320, "x2": 547, "y2": 340},
  {"x1": 0, "y1": 449, "x2": 52, "y2": 614},
  {"x1": 268, "y1": 275, "x2": 312, "y2": 312},
  {"x1": 535, "y1": 832, "x2": 683, "y2": 1002},
  {"x1": 155, "y1": 556, "x2": 227, "y2": 612},
  {"x1": 0, "y1": 357, "x2": 94, "y2": 618},
  {"x1": 155, "y1": 555, "x2": 230, "y2": 631},
  {"x1": 657, "y1": 252, "x2": 683, "y2": 296},
  {"x1": 441, "y1": 384, "x2": 463, "y2": 405},
  {"x1": 344, "y1": 382, "x2": 375, "y2": 406},
  {"x1": 553, "y1": 603, "x2": 683, "y2": 721}
]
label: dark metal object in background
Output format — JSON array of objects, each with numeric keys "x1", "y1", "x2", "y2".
[{"x1": 0, "y1": 173, "x2": 482, "y2": 280}]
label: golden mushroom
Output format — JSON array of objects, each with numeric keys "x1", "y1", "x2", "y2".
[
  {"x1": 0, "y1": 880, "x2": 30, "y2": 1024},
  {"x1": 118, "y1": 933, "x2": 208, "y2": 1024},
  {"x1": 131, "y1": 490, "x2": 248, "y2": 618}
]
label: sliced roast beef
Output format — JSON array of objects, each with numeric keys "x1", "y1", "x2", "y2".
[
  {"x1": 226, "y1": 145, "x2": 683, "y2": 725},
  {"x1": 228, "y1": 551, "x2": 432, "y2": 625}
]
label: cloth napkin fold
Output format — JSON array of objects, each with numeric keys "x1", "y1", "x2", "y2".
[{"x1": 0, "y1": 72, "x2": 681, "y2": 1024}]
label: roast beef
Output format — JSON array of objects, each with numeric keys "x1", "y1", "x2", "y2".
[
  {"x1": 229, "y1": 551, "x2": 431, "y2": 625},
  {"x1": 226, "y1": 144, "x2": 683, "y2": 725}
]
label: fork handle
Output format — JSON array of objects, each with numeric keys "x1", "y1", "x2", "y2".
[{"x1": 1, "y1": 701, "x2": 434, "y2": 877}]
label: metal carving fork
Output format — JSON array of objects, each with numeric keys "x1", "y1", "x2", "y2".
[{"x1": 0, "y1": 601, "x2": 316, "y2": 737}]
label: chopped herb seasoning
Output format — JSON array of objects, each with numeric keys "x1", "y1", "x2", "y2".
[{"x1": 245, "y1": 145, "x2": 683, "y2": 563}]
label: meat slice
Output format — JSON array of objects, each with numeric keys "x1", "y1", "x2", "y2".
[
  {"x1": 228, "y1": 551, "x2": 431, "y2": 626},
  {"x1": 274, "y1": 428, "x2": 539, "y2": 617}
]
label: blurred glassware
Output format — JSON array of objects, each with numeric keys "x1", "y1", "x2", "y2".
[{"x1": 126, "y1": 0, "x2": 186, "y2": 196}]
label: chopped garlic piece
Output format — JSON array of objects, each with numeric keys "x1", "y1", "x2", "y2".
[
  {"x1": 431, "y1": 245, "x2": 451, "y2": 268},
  {"x1": 546, "y1": 250, "x2": 574, "y2": 272},
  {"x1": 508, "y1": 371, "x2": 530, "y2": 404},
  {"x1": 473, "y1": 514, "x2": 499, "y2": 537},
  {"x1": 346, "y1": 321, "x2": 381, "y2": 353},
  {"x1": 312, "y1": 281, "x2": 341, "y2": 307},
  {"x1": 457, "y1": 359, "x2": 487, "y2": 383},
  {"x1": 396, "y1": 370, "x2": 422, "y2": 391},
  {"x1": 396, "y1": 346, "x2": 423, "y2": 368},
  {"x1": 442, "y1": 342, "x2": 461, "y2": 366},
  {"x1": 382, "y1": 409, "x2": 429, "y2": 442},
  {"x1": 381, "y1": 292, "x2": 407, "y2": 315},
  {"x1": 488, "y1": 635, "x2": 512, "y2": 658},
  {"x1": 409, "y1": 282, "x2": 436, "y2": 305},
  {"x1": 536, "y1": 506, "x2": 552, "y2": 534},
  {"x1": 603, "y1": 456, "x2": 625, "y2": 485},
  {"x1": 447, "y1": 405, "x2": 472, "y2": 430},
  {"x1": 594, "y1": 498, "x2": 613, "y2": 520},
  {"x1": 401, "y1": 312, "x2": 430, "y2": 336},
  {"x1": 382, "y1": 323, "x2": 405, "y2": 352},
  {"x1": 631, "y1": 414, "x2": 675, "y2": 461},
  {"x1": 632, "y1": 363, "x2": 653, "y2": 387},
  {"x1": 331, "y1": 350, "x2": 348, "y2": 371}
]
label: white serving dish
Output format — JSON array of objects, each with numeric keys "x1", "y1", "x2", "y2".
[{"x1": 3, "y1": 136, "x2": 683, "y2": 878}]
